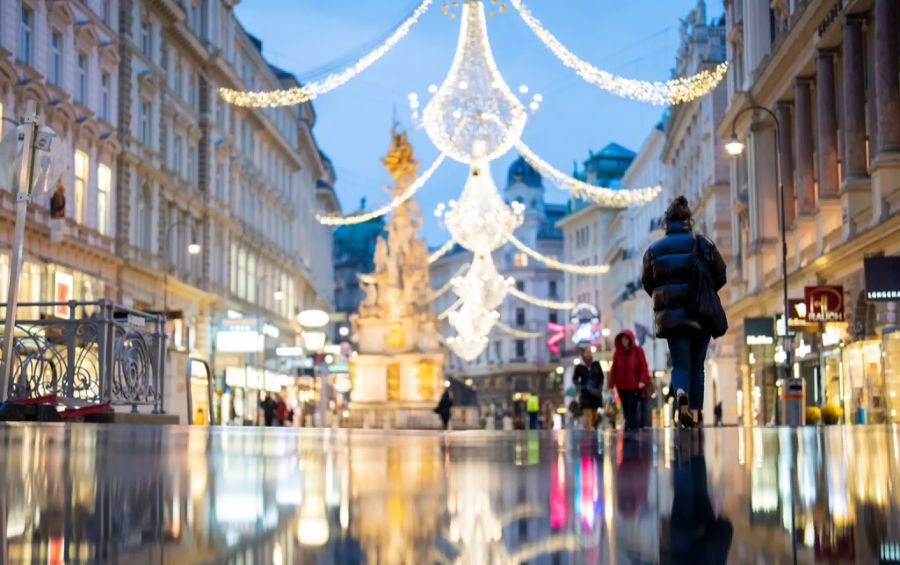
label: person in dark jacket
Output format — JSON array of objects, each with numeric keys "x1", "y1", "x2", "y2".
[
  {"x1": 435, "y1": 388, "x2": 453, "y2": 430},
  {"x1": 573, "y1": 344, "x2": 604, "y2": 430},
  {"x1": 609, "y1": 330, "x2": 650, "y2": 430},
  {"x1": 641, "y1": 196, "x2": 727, "y2": 428}
]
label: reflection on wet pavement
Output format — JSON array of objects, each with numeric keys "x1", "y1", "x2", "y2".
[{"x1": 2, "y1": 425, "x2": 899, "y2": 564}]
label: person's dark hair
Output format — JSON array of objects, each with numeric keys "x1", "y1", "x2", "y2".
[{"x1": 664, "y1": 195, "x2": 692, "y2": 225}]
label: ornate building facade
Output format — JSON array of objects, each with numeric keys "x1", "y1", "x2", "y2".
[{"x1": 722, "y1": 0, "x2": 900, "y2": 425}]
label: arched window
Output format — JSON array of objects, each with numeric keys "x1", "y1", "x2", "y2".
[{"x1": 136, "y1": 182, "x2": 153, "y2": 250}]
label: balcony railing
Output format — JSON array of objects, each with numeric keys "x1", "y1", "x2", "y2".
[{"x1": 0, "y1": 300, "x2": 166, "y2": 413}]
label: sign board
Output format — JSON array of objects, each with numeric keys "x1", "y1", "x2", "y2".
[
  {"x1": 864, "y1": 256, "x2": 900, "y2": 301},
  {"x1": 745, "y1": 317, "x2": 775, "y2": 345},
  {"x1": 216, "y1": 318, "x2": 263, "y2": 353},
  {"x1": 804, "y1": 286, "x2": 844, "y2": 322}
]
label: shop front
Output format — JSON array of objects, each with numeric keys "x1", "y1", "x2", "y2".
[{"x1": 745, "y1": 317, "x2": 777, "y2": 425}]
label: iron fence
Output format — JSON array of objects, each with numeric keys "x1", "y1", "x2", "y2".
[{"x1": 0, "y1": 300, "x2": 166, "y2": 413}]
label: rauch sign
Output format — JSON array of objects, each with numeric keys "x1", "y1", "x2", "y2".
[{"x1": 804, "y1": 286, "x2": 844, "y2": 322}]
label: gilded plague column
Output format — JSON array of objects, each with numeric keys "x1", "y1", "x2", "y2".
[{"x1": 349, "y1": 128, "x2": 445, "y2": 427}]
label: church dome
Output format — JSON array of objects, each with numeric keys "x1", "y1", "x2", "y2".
[{"x1": 506, "y1": 155, "x2": 542, "y2": 189}]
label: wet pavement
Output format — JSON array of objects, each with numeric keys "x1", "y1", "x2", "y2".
[{"x1": 1, "y1": 424, "x2": 899, "y2": 564}]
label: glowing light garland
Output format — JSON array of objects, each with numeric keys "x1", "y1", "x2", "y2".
[
  {"x1": 316, "y1": 153, "x2": 446, "y2": 225},
  {"x1": 506, "y1": 234, "x2": 610, "y2": 274},
  {"x1": 515, "y1": 141, "x2": 662, "y2": 207},
  {"x1": 219, "y1": 0, "x2": 434, "y2": 107},
  {"x1": 427, "y1": 239, "x2": 458, "y2": 264},
  {"x1": 438, "y1": 298, "x2": 463, "y2": 320},
  {"x1": 431, "y1": 262, "x2": 470, "y2": 300},
  {"x1": 422, "y1": 1, "x2": 527, "y2": 164},
  {"x1": 441, "y1": 164, "x2": 525, "y2": 253},
  {"x1": 446, "y1": 333, "x2": 489, "y2": 361},
  {"x1": 509, "y1": 0, "x2": 728, "y2": 105},
  {"x1": 494, "y1": 320, "x2": 544, "y2": 339},
  {"x1": 508, "y1": 286, "x2": 575, "y2": 310}
]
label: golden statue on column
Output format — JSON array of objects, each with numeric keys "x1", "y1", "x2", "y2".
[{"x1": 350, "y1": 127, "x2": 445, "y2": 427}]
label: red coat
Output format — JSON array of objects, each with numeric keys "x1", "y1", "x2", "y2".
[{"x1": 609, "y1": 330, "x2": 650, "y2": 391}]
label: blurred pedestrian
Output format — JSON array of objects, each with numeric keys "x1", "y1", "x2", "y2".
[
  {"x1": 642, "y1": 196, "x2": 727, "y2": 428},
  {"x1": 527, "y1": 393, "x2": 540, "y2": 430},
  {"x1": 260, "y1": 393, "x2": 276, "y2": 427},
  {"x1": 274, "y1": 392, "x2": 288, "y2": 426},
  {"x1": 542, "y1": 399, "x2": 555, "y2": 430},
  {"x1": 573, "y1": 344, "x2": 604, "y2": 430},
  {"x1": 609, "y1": 330, "x2": 650, "y2": 430},
  {"x1": 435, "y1": 388, "x2": 453, "y2": 430},
  {"x1": 714, "y1": 401, "x2": 723, "y2": 427}
]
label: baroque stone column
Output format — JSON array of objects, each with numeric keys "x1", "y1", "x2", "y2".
[
  {"x1": 793, "y1": 78, "x2": 816, "y2": 214},
  {"x1": 816, "y1": 50, "x2": 839, "y2": 200},
  {"x1": 842, "y1": 16, "x2": 868, "y2": 179}
]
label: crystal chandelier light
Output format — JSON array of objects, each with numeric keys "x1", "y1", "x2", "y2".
[
  {"x1": 422, "y1": 1, "x2": 527, "y2": 164},
  {"x1": 451, "y1": 253, "x2": 513, "y2": 311},
  {"x1": 448, "y1": 302, "x2": 500, "y2": 339},
  {"x1": 446, "y1": 334, "x2": 489, "y2": 362},
  {"x1": 441, "y1": 164, "x2": 524, "y2": 254}
]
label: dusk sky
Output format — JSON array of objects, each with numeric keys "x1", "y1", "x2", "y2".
[{"x1": 235, "y1": 0, "x2": 723, "y2": 244}]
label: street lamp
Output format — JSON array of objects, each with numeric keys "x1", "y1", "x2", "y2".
[{"x1": 725, "y1": 105, "x2": 792, "y2": 385}]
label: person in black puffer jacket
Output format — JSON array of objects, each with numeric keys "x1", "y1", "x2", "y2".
[{"x1": 641, "y1": 196, "x2": 726, "y2": 428}]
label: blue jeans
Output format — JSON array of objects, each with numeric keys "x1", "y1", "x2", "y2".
[
  {"x1": 529, "y1": 412, "x2": 539, "y2": 429},
  {"x1": 667, "y1": 333, "x2": 710, "y2": 410}
]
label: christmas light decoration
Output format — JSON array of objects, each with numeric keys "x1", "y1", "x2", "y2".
[
  {"x1": 451, "y1": 252, "x2": 513, "y2": 311},
  {"x1": 316, "y1": 153, "x2": 446, "y2": 225},
  {"x1": 509, "y1": 0, "x2": 728, "y2": 105},
  {"x1": 494, "y1": 320, "x2": 543, "y2": 338},
  {"x1": 515, "y1": 141, "x2": 661, "y2": 207},
  {"x1": 441, "y1": 164, "x2": 525, "y2": 253},
  {"x1": 508, "y1": 286, "x2": 575, "y2": 310},
  {"x1": 506, "y1": 234, "x2": 610, "y2": 274},
  {"x1": 427, "y1": 239, "x2": 458, "y2": 264},
  {"x1": 446, "y1": 334, "x2": 489, "y2": 361},
  {"x1": 219, "y1": 0, "x2": 434, "y2": 107},
  {"x1": 431, "y1": 262, "x2": 471, "y2": 300},
  {"x1": 422, "y1": 1, "x2": 527, "y2": 164},
  {"x1": 448, "y1": 303, "x2": 500, "y2": 338},
  {"x1": 438, "y1": 298, "x2": 464, "y2": 320}
]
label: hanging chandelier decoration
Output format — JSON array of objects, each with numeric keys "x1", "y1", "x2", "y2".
[
  {"x1": 421, "y1": 1, "x2": 527, "y2": 164},
  {"x1": 451, "y1": 253, "x2": 513, "y2": 311},
  {"x1": 440, "y1": 164, "x2": 525, "y2": 254},
  {"x1": 446, "y1": 334, "x2": 490, "y2": 361},
  {"x1": 448, "y1": 303, "x2": 500, "y2": 339}
]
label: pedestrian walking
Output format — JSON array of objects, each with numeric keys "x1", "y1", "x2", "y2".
[
  {"x1": 435, "y1": 388, "x2": 454, "y2": 430},
  {"x1": 642, "y1": 196, "x2": 728, "y2": 428},
  {"x1": 274, "y1": 392, "x2": 288, "y2": 426},
  {"x1": 609, "y1": 330, "x2": 651, "y2": 430},
  {"x1": 714, "y1": 401, "x2": 723, "y2": 427},
  {"x1": 259, "y1": 393, "x2": 276, "y2": 427},
  {"x1": 573, "y1": 344, "x2": 604, "y2": 430},
  {"x1": 526, "y1": 393, "x2": 540, "y2": 430}
]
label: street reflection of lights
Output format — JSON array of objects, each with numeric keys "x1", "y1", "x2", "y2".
[{"x1": 273, "y1": 543, "x2": 284, "y2": 565}]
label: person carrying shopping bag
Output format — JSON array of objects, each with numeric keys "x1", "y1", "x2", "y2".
[
  {"x1": 609, "y1": 330, "x2": 651, "y2": 430},
  {"x1": 573, "y1": 344, "x2": 604, "y2": 430}
]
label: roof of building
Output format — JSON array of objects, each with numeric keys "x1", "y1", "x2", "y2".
[
  {"x1": 506, "y1": 155, "x2": 543, "y2": 189},
  {"x1": 586, "y1": 142, "x2": 636, "y2": 161}
]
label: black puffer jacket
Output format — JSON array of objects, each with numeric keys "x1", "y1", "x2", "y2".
[{"x1": 641, "y1": 220, "x2": 727, "y2": 338}]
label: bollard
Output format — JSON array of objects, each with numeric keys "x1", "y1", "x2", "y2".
[{"x1": 782, "y1": 377, "x2": 805, "y2": 427}]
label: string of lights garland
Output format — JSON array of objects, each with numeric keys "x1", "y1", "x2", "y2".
[
  {"x1": 219, "y1": 0, "x2": 433, "y2": 107},
  {"x1": 506, "y1": 234, "x2": 610, "y2": 274},
  {"x1": 315, "y1": 153, "x2": 446, "y2": 225},
  {"x1": 515, "y1": 141, "x2": 661, "y2": 207},
  {"x1": 438, "y1": 298, "x2": 463, "y2": 320},
  {"x1": 430, "y1": 262, "x2": 470, "y2": 301},
  {"x1": 508, "y1": 0, "x2": 728, "y2": 106},
  {"x1": 508, "y1": 286, "x2": 575, "y2": 310},
  {"x1": 494, "y1": 320, "x2": 544, "y2": 339},
  {"x1": 427, "y1": 239, "x2": 458, "y2": 264}
]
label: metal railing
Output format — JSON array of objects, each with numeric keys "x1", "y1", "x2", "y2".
[{"x1": 0, "y1": 300, "x2": 166, "y2": 413}]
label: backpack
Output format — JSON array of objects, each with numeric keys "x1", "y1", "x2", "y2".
[{"x1": 688, "y1": 236, "x2": 728, "y2": 338}]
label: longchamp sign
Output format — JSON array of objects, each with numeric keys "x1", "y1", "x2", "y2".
[{"x1": 804, "y1": 286, "x2": 844, "y2": 322}]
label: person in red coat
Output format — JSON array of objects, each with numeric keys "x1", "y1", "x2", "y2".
[{"x1": 609, "y1": 330, "x2": 650, "y2": 430}]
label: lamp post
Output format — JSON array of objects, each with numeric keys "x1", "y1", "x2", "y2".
[
  {"x1": 725, "y1": 105, "x2": 793, "y2": 395},
  {"x1": 162, "y1": 219, "x2": 202, "y2": 336}
]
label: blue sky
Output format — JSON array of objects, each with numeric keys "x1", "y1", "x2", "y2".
[{"x1": 235, "y1": 0, "x2": 722, "y2": 244}]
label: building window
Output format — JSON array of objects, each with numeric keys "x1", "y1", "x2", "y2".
[
  {"x1": 549, "y1": 311, "x2": 558, "y2": 325},
  {"x1": 100, "y1": 73, "x2": 111, "y2": 121},
  {"x1": 173, "y1": 135, "x2": 182, "y2": 174},
  {"x1": 515, "y1": 339, "x2": 526, "y2": 358},
  {"x1": 50, "y1": 31, "x2": 62, "y2": 85},
  {"x1": 102, "y1": 0, "x2": 112, "y2": 25},
  {"x1": 549, "y1": 280, "x2": 558, "y2": 298},
  {"x1": 187, "y1": 146, "x2": 197, "y2": 183},
  {"x1": 140, "y1": 101, "x2": 151, "y2": 145},
  {"x1": 76, "y1": 54, "x2": 88, "y2": 104},
  {"x1": 140, "y1": 13, "x2": 152, "y2": 58},
  {"x1": 515, "y1": 307, "x2": 525, "y2": 327},
  {"x1": 0, "y1": 101, "x2": 4, "y2": 138},
  {"x1": 20, "y1": 7, "x2": 34, "y2": 65},
  {"x1": 513, "y1": 253, "x2": 529, "y2": 267},
  {"x1": 97, "y1": 164, "x2": 111, "y2": 235},
  {"x1": 73, "y1": 151, "x2": 89, "y2": 224},
  {"x1": 135, "y1": 182, "x2": 150, "y2": 249}
]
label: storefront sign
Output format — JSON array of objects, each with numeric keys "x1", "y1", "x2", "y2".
[
  {"x1": 745, "y1": 317, "x2": 775, "y2": 345},
  {"x1": 216, "y1": 318, "x2": 263, "y2": 353},
  {"x1": 864, "y1": 256, "x2": 900, "y2": 301},
  {"x1": 804, "y1": 286, "x2": 844, "y2": 322},
  {"x1": 262, "y1": 323, "x2": 280, "y2": 338},
  {"x1": 821, "y1": 323, "x2": 843, "y2": 347},
  {"x1": 54, "y1": 272, "x2": 73, "y2": 317}
]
